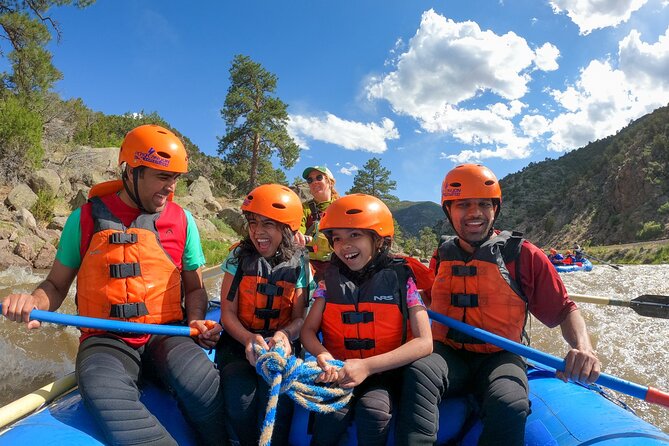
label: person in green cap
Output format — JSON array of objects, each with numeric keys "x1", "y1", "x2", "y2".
[{"x1": 297, "y1": 165, "x2": 340, "y2": 281}]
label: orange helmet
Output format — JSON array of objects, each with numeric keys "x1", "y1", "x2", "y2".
[
  {"x1": 119, "y1": 125, "x2": 188, "y2": 173},
  {"x1": 320, "y1": 194, "x2": 394, "y2": 238},
  {"x1": 550, "y1": 248, "x2": 557, "y2": 254},
  {"x1": 241, "y1": 184, "x2": 302, "y2": 231},
  {"x1": 441, "y1": 164, "x2": 501, "y2": 206}
]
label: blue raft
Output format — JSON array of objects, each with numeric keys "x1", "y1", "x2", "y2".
[
  {"x1": 1, "y1": 306, "x2": 668, "y2": 445},
  {"x1": 553, "y1": 258, "x2": 593, "y2": 273}
]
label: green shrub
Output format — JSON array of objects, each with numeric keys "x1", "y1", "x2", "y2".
[
  {"x1": 209, "y1": 218, "x2": 239, "y2": 238},
  {"x1": 201, "y1": 239, "x2": 232, "y2": 266},
  {"x1": 30, "y1": 190, "x2": 56, "y2": 224},
  {"x1": 636, "y1": 221, "x2": 663, "y2": 241},
  {"x1": 175, "y1": 178, "x2": 188, "y2": 196},
  {"x1": 0, "y1": 95, "x2": 43, "y2": 181},
  {"x1": 658, "y1": 202, "x2": 669, "y2": 215}
]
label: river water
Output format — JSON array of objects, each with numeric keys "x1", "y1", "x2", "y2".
[{"x1": 0, "y1": 264, "x2": 667, "y2": 433}]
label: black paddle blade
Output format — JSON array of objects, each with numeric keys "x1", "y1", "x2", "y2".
[{"x1": 632, "y1": 295, "x2": 669, "y2": 319}]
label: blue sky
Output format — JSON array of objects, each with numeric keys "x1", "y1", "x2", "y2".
[{"x1": 44, "y1": 0, "x2": 669, "y2": 202}]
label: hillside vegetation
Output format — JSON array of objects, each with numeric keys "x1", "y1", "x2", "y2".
[{"x1": 497, "y1": 104, "x2": 669, "y2": 248}]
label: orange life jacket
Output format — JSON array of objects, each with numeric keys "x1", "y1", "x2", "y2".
[
  {"x1": 320, "y1": 258, "x2": 413, "y2": 360},
  {"x1": 431, "y1": 231, "x2": 527, "y2": 353},
  {"x1": 76, "y1": 194, "x2": 185, "y2": 333},
  {"x1": 229, "y1": 249, "x2": 304, "y2": 335}
]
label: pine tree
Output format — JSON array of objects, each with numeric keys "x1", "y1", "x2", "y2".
[
  {"x1": 347, "y1": 157, "x2": 399, "y2": 203},
  {"x1": 218, "y1": 54, "x2": 299, "y2": 192}
]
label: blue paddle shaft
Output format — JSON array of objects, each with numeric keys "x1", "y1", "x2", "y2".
[
  {"x1": 0, "y1": 303, "x2": 193, "y2": 337},
  {"x1": 427, "y1": 310, "x2": 649, "y2": 401}
]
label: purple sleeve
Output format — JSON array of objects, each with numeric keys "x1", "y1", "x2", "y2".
[
  {"x1": 312, "y1": 280, "x2": 328, "y2": 300},
  {"x1": 406, "y1": 277, "x2": 425, "y2": 308}
]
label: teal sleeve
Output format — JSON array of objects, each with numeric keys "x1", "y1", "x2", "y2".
[
  {"x1": 55, "y1": 209, "x2": 82, "y2": 269},
  {"x1": 221, "y1": 249, "x2": 238, "y2": 275},
  {"x1": 183, "y1": 210, "x2": 206, "y2": 271}
]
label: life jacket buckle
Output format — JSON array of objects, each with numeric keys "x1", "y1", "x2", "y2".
[
  {"x1": 254, "y1": 308, "x2": 281, "y2": 320},
  {"x1": 451, "y1": 293, "x2": 479, "y2": 307},
  {"x1": 451, "y1": 265, "x2": 477, "y2": 276},
  {"x1": 344, "y1": 338, "x2": 375, "y2": 350},
  {"x1": 108, "y1": 233, "x2": 138, "y2": 244},
  {"x1": 341, "y1": 311, "x2": 374, "y2": 324},
  {"x1": 109, "y1": 302, "x2": 149, "y2": 318},
  {"x1": 109, "y1": 262, "x2": 141, "y2": 278},
  {"x1": 256, "y1": 283, "x2": 284, "y2": 297}
]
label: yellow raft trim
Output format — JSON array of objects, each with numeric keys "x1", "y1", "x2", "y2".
[{"x1": 0, "y1": 373, "x2": 77, "y2": 430}]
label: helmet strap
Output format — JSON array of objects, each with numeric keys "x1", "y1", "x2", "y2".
[{"x1": 121, "y1": 167, "x2": 147, "y2": 213}]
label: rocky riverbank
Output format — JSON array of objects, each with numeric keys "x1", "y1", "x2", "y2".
[{"x1": 0, "y1": 146, "x2": 248, "y2": 270}]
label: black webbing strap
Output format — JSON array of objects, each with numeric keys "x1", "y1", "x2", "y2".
[
  {"x1": 226, "y1": 262, "x2": 245, "y2": 302},
  {"x1": 109, "y1": 302, "x2": 149, "y2": 318},
  {"x1": 344, "y1": 338, "x2": 375, "y2": 351}
]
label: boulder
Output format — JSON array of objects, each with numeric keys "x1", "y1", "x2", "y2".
[
  {"x1": 218, "y1": 207, "x2": 247, "y2": 235},
  {"x1": 13, "y1": 241, "x2": 35, "y2": 262},
  {"x1": 69, "y1": 188, "x2": 89, "y2": 210},
  {"x1": 194, "y1": 218, "x2": 218, "y2": 236},
  {"x1": 34, "y1": 243, "x2": 57, "y2": 269},
  {"x1": 15, "y1": 208, "x2": 37, "y2": 231},
  {"x1": 188, "y1": 176, "x2": 215, "y2": 202},
  {"x1": 48, "y1": 216, "x2": 69, "y2": 231},
  {"x1": 5, "y1": 184, "x2": 38, "y2": 211},
  {"x1": 0, "y1": 252, "x2": 31, "y2": 269},
  {"x1": 30, "y1": 169, "x2": 61, "y2": 196}
]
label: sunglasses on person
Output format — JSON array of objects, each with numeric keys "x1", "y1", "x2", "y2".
[{"x1": 306, "y1": 174, "x2": 324, "y2": 184}]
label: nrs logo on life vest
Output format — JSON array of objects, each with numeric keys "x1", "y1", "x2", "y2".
[{"x1": 373, "y1": 295, "x2": 394, "y2": 301}]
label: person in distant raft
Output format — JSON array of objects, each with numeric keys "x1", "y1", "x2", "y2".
[
  {"x1": 1, "y1": 125, "x2": 226, "y2": 446},
  {"x1": 216, "y1": 184, "x2": 309, "y2": 446},
  {"x1": 300, "y1": 194, "x2": 432, "y2": 446},
  {"x1": 295, "y1": 166, "x2": 340, "y2": 281},
  {"x1": 395, "y1": 164, "x2": 601, "y2": 446}
]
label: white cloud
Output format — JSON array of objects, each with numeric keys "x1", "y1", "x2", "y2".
[
  {"x1": 339, "y1": 162, "x2": 359, "y2": 176},
  {"x1": 619, "y1": 28, "x2": 669, "y2": 93},
  {"x1": 489, "y1": 100, "x2": 526, "y2": 119},
  {"x1": 367, "y1": 9, "x2": 540, "y2": 122},
  {"x1": 366, "y1": 9, "x2": 554, "y2": 162},
  {"x1": 520, "y1": 115, "x2": 551, "y2": 137},
  {"x1": 445, "y1": 143, "x2": 533, "y2": 164},
  {"x1": 549, "y1": 0, "x2": 648, "y2": 35},
  {"x1": 547, "y1": 27, "x2": 669, "y2": 151},
  {"x1": 534, "y1": 42, "x2": 560, "y2": 71},
  {"x1": 287, "y1": 114, "x2": 399, "y2": 153}
]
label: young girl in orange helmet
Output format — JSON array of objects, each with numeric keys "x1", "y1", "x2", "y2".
[
  {"x1": 216, "y1": 184, "x2": 309, "y2": 446},
  {"x1": 300, "y1": 194, "x2": 433, "y2": 446}
]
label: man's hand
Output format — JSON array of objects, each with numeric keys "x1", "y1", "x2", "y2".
[
  {"x1": 2, "y1": 293, "x2": 42, "y2": 329},
  {"x1": 189, "y1": 319, "x2": 222, "y2": 348},
  {"x1": 557, "y1": 348, "x2": 600, "y2": 384}
]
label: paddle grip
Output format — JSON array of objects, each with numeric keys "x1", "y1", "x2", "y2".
[{"x1": 646, "y1": 387, "x2": 669, "y2": 409}]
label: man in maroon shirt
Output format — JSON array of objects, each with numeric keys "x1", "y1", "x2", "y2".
[{"x1": 396, "y1": 164, "x2": 600, "y2": 446}]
